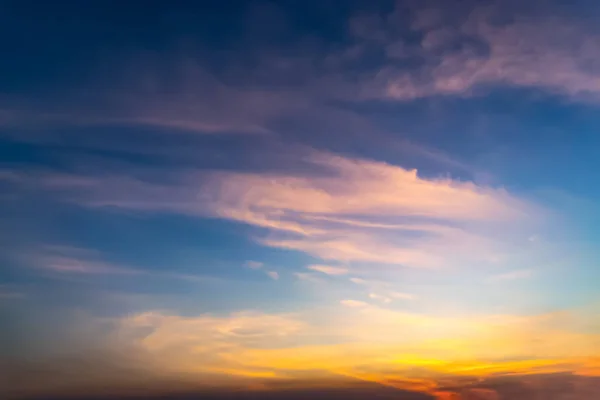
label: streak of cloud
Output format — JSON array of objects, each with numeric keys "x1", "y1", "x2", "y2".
[
  {"x1": 88, "y1": 303, "x2": 600, "y2": 393},
  {"x1": 8, "y1": 151, "x2": 543, "y2": 275},
  {"x1": 488, "y1": 269, "x2": 533, "y2": 282},
  {"x1": 245, "y1": 261, "x2": 264, "y2": 270},
  {"x1": 340, "y1": 299, "x2": 369, "y2": 308},
  {"x1": 307, "y1": 265, "x2": 349, "y2": 276},
  {"x1": 199, "y1": 152, "x2": 541, "y2": 272},
  {"x1": 266, "y1": 271, "x2": 279, "y2": 280}
]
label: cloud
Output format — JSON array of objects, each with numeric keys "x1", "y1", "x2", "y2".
[
  {"x1": 307, "y1": 265, "x2": 349, "y2": 276},
  {"x1": 8, "y1": 300, "x2": 598, "y2": 397},
  {"x1": 245, "y1": 261, "x2": 264, "y2": 270},
  {"x1": 488, "y1": 269, "x2": 533, "y2": 282},
  {"x1": 243, "y1": 261, "x2": 278, "y2": 280},
  {"x1": 107, "y1": 66, "x2": 294, "y2": 135},
  {"x1": 293, "y1": 272, "x2": 323, "y2": 284},
  {"x1": 434, "y1": 388, "x2": 500, "y2": 400},
  {"x1": 341, "y1": 2, "x2": 600, "y2": 102},
  {"x1": 199, "y1": 152, "x2": 538, "y2": 270},
  {"x1": 2, "y1": 3, "x2": 600, "y2": 399},
  {"x1": 228, "y1": 310, "x2": 600, "y2": 381},
  {"x1": 19, "y1": 150, "x2": 544, "y2": 286},
  {"x1": 204, "y1": 152, "x2": 529, "y2": 223},
  {"x1": 0, "y1": 63, "x2": 301, "y2": 137},
  {"x1": 26, "y1": 245, "x2": 142, "y2": 275},
  {"x1": 389, "y1": 291, "x2": 415, "y2": 301},
  {"x1": 349, "y1": 278, "x2": 415, "y2": 302},
  {"x1": 119, "y1": 310, "x2": 306, "y2": 375},
  {"x1": 99, "y1": 302, "x2": 600, "y2": 397},
  {"x1": 369, "y1": 293, "x2": 392, "y2": 304},
  {"x1": 0, "y1": 284, "x2": 25, "y2": 299},
  {"x1": 266, "y1": 271, "x2": 279, "y2": 280},
  {"x1": 340, "y1": 300, "x2": 368, "y2": 308},
  {"x1": 19, "y1": 150, "x2": 539, "y2": 274},
  {"x1": 20, "y1": 245, "x2": 217, "y2": 284}
]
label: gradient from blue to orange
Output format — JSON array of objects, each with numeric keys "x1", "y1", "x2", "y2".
[{"x1": 1, "y1": 1, "x2": 600, "y2": 399}]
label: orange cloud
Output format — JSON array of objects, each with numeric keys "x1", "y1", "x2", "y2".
[
  {"x1": 115, "y1": 302, "x2": 600, "y2": 392},
  {"x1": 19, "y1": 302, "x2": 596, "y2": 398},
  {"x1": 433, "y1": 391, "x2": 462, "y2": 400}
]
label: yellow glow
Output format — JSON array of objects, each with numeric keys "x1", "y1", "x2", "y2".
[{"x1": 115, "y1": 302, "x2": 600, "y2": 397}]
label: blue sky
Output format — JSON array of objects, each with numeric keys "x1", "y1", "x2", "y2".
[{"x1": 1, "y1": 1, "x2": 600, "y2": 399}]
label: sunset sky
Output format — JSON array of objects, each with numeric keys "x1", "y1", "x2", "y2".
[{"x1": 1, "y1": 1, "x2": 600, "y2": 399}]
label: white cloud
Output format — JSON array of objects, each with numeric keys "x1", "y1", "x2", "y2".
[
  {"x1": 23, "y1": 150, "x2": 545, "y2": 293},
  {"x1": 243, "y1": 261, "x2": 278, "y2": 280},
  {"x1": 293, "y1": 272, "x2": 322, "y2": 283},
  {"x1": 34, "y1": 151, "x2": 538, "y2": 273},
  {"x1": 307, "y1": 265, "x2": 349, "y2": 276},
  {"x1": 488, "y1": 269, "x2": 533, "y2": 282},
  {"x1": 266, "y1": 271, "x2": 279, "y2": 280},
  {"x1": 389, "y1": 291, "x2": 415, "y2": 300},
  {"x1": 340, "y1": 299, "x2": 369, "y2": 308},
  {"x1": 349, "y1": 277, "x2": 370, "y2": 285},
  {"x1": 200, "y1": 152, "x2": 537, "y2": 270},
  {"x1": 369, "y1": 293, "x2": 391, "y2": 303}
]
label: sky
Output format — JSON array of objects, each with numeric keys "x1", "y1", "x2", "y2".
[{"x1": 1, "y1": 0, "x2": 600, "y2": 399}]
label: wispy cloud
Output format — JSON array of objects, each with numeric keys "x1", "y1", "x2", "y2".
[
  {"x1": 109, "y1": 303, "x2": 600, "y2": 393},
  {"x1": 266, "y1": 271, "x2": 279, "y2": 280},
  {"x1": 120, "y1": 310, "x2": 305, "y2": 374},
  {"x1": 349, "y1": 277, "x2": 370, "y2": 285},
  {"x1": 350, "y1": 278, "x2": 415, "y2": 302},
  {"x1": 307, "y1": 265, "x2": 349, "y2": 276},
  {"x1": 18, "y1": 151, "x2": 543, "y2": 287},
  {"x1": 0, "y1": 65, "x2": 297, "y2": 136},
  {"x1": 244, "y1": 261, "x2": 264, "y2": 270},
  {"x1": 0, "y1": 284, "x2": 25, "y2": 299},
  {"x1": 243, "y1": 260, "x2": 279, "y2": 281},
  {"x1": 340, "y1": 299, "x2": 368, "y2": 308},
  {"x1": 108, "y1": 66, "x2": 292, "y2": 135},
  {"x1": 199, "y1": 151, "x2": 538, "y2": 271},
  {"x1": 368, "y1": 293, "x2": 391, "y2": 304},
  {"x1": 293, "y1": 272, "x2": 323, "y2": 284},
  {"x1": 488, "y1": 269, "x2": 533, "y2": 282},
  {"x1": 389, "y1": 291, "x2": 415, "y2": 300},
  {"x1": 2, "y1": 2, "x2": 600, "y2": 398},
  {"x1": 26, "y1": 245, "x2": 142, "y2": 275},
  {"x1": 341, "y1": 2, "x2": 600, "y2": 102},
  {"x1": 21, "y1": 245, "x2": 218, "y2": 285}
]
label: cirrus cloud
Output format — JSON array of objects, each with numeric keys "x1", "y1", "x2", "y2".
[
  {"x1": 17, "y1": 150, "x2": 545, "y2": 277},
  {"x1": 307, "y1": 265, "x2": 349, "y2": 276},
  {"x1": 199, "y1": 151, "x2": 541, "y2": 271}
]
